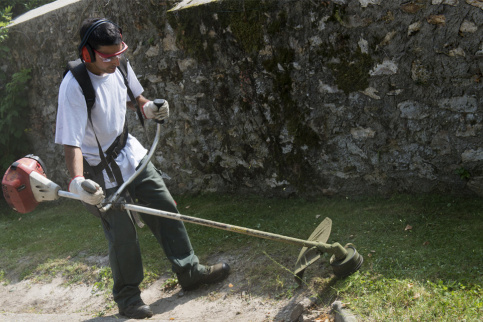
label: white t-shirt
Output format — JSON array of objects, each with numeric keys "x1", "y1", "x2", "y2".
[{"x1": 55, "y1": 61, "x2": 147, "y2": 189}]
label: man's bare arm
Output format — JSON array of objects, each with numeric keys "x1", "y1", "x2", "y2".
[
  {"x1": 64, "y1": 145, "x2": 84, "y2": 178},
  {"x1": 64, "y1": 145, "x2": 104, "y2": 203},
  {"x1": 126, "y1": 94, "x2": 150, "y2": 112}
]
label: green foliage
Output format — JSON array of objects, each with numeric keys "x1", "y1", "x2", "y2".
[
  {"x1": 94, "y1": 266, "x2": 113, "y2": 291},
  {"x1": 455, "y1": 167, "x2": 470, "y2": 180},
  {"x1": 0, "y1": 7, "x2": 11, "y2": 83},
  {"x1": 0, "y1": 269, "x2": 6, "y2": 283},
  {"x1": 0, "y1": 0, "x2": 55, "y2": 175},
  {"x1": 23, "y1": 0, "x2": 52, "y2": 11},
  {"x1": 0, "y1": 68, "x2": 32, "y2": 173},
  {"x1": 0, "y1": 6, "x2": 12, "y2": 60},
  {"x1": 161, "y1": 274, "x2": 179, "y2": 291},
  {"x1": 0, "y1": 5, "x2": 10, "y2": 25},
  {"x1": 0, "y1": 0, "x2": 54, "y2": 18}
]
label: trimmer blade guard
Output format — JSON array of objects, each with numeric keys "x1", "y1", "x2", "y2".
[{"x1": 294, "y1": 217, "x2": 332, "y2": 283}]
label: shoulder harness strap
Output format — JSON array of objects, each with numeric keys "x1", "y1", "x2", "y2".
[
  {"x1": 117, "y1": 56, "x2": 145, "y2": 128},
  {"x1": 67, "y1": 59, "x2": 96, "y2": 116},
  {"x1": 66, "y1": 59, "x2": 117, "y2": 182}
]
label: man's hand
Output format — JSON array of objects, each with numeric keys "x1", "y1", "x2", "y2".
[
  {"x1": 68, "y1": 176, "x2": 104, "y2": 205},
  {"x1": 141, "y1": 100, "x2": 169, "y2": 121}
]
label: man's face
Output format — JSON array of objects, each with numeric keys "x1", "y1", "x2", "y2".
[{"x1": 86, "y1": 42, "x2": 125, "y2": 75}]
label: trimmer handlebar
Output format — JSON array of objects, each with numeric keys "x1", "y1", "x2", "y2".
[
  {"x1": 81, "y1": 180, "x2": 98, "y2": 194},
  {"x1": 153, "y1": 99, "x2": 165, "y2": 124}
]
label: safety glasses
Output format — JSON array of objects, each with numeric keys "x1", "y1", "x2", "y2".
[{"x1": 94, "y1": 42, "x2": 128, "y2": 62}]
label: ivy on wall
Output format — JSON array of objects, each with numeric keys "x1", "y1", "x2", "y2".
[
  {"x1": 0, "y1": 68, "x2": 31, "y2": 173},
  {"x1": 0, "y1": 1, "x2": 54, "y2": 175}
]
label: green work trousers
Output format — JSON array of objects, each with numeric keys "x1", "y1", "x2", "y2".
[{"x1": 100, "y1": 160, "x2": 205, "y2": 309}]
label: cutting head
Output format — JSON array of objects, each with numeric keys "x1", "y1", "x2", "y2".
[
  {"x1": 294, "y1": 217, "x2": 332, "y2": 283},
  {"x1": 330, "y1": 244, "x2": 364, "y2": 278}
]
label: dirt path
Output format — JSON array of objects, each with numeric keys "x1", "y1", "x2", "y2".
[
  {"x1": 0, "y1": 255, "x2": 331, "y2": 321},
  {"x1": 0, "y1": 276, "x2": 296, "y2": 321}
]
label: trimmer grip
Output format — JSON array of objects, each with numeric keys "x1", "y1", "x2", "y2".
[
  {"x1": 81, "y1": 180, "x2": 98, "y2": 194},
  {"x1": 153, "y1": 99, "x2": 166, "y2": 124}
]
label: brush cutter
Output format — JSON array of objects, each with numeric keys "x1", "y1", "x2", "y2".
[{"x1": 2, "y1": 114, "x2": 363, "y2": 280}]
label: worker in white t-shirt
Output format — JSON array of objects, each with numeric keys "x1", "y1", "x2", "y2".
[{"x1": 55, "y1": 18, "x2": 230, "y2": 320}]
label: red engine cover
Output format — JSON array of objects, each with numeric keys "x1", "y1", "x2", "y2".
[{"x1": 2, "y1": 156, "x2": 46, "y2": 214}]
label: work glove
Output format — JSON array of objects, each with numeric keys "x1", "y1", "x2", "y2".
[
  {"x1": 141, "y1": 100, "x2": 169, "y2": 121},
  {"x1": 68, "y1": 176, "x2": 104, "y2": 205}
]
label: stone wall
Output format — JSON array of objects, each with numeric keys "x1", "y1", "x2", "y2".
[{"x1": 6, "y1": 0, "x2": 483, "y2": 197}]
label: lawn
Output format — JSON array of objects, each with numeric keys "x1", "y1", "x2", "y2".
[{"x1": 0, "y1": 193, "x2": 482, "y2": 321}]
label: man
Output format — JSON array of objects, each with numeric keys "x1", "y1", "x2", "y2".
[{"x1": 55, "y1": 18, "x2": 230, "y2": 319}]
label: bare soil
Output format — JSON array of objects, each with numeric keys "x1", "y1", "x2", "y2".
[{"x1": 0, "y1": 253, "x2": 335, "y2": 321}]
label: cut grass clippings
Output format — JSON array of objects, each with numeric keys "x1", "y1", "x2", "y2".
[{"x1": 0, "y1": 193, "x2": 482, "y2": 321}]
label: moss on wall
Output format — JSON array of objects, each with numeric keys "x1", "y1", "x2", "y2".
[
  {"x1": 330, "y1": 50, "x2": 373, "y2": 94},
  {"x1": 316, "y1": 32, "x2": 374, "y2": 95},
  {"x1": 262, "y1": 47, "x2": 320, "y2": 148},
  {"x1": 167, "y1": 6, "x2": 216, "y2": 62},
  {"x1": 221, "y1": 0, "x2": 268, "y2": 54},
  {"x1": 167, "y1": 0, "x2": 274, "y2": 60}
]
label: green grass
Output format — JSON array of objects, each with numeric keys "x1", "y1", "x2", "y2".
[
  {"x1": 325, "y1": 195, "x2": 483, "y2": 321},
  {"x1": 0, "y1": 199, "x2": 107, "y2": 281},
  {"x1": 0, "y1": 193, "x2": 482, "y2": 321}
]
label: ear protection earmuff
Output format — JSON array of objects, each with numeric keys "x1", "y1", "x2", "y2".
[{"x1": 78, "y1": 19, "x2": 122, "y2": 63}]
